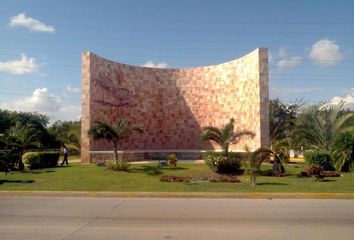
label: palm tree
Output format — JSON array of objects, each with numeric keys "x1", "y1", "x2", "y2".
[
  {"x1": 269, "y1": 99, "x2": 300, "y2": 161},
  {"x1": 0, "y1": 122, "x2": 42, "y2": 170},
  {"x1": 48, "y1": 120, "x2": 81, "y2": 152},
  {"x1": 201, "y1": 118, "x2": 255, "y2": 156},
  {"x1": 244, "y1": 145, "x2": 285, "y2": 187},
  {"x1": 88, "y1": 120, "x2": 143, "y2": 165},
  {"x1": 269, "y1": 99, "x2": 299, "y2": 147},
  {"x1": 331, "y1": 132, "x2": 354, "y2": 172},
  {"x1": 295, "y1": 103, "x2": 354, "y2": 152}
]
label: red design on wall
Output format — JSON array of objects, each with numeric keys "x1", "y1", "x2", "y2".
[{"x1": 93, "y1": 71, "x2": 140, "y2": 108}]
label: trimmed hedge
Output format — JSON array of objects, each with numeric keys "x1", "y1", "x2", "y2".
[
  {"x1": 203, "y1": 151, "x2": 245, "y2": 174},
  {"x1": 304, "y1": 150, "x2": 334, "y2": 171},
  {"x1": 22, "y1": 151, "x2": 59, "y2": 169}
]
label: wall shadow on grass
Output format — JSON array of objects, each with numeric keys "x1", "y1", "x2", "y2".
[
  {"x1": 320, "y1": 179, "x2": 337, "y2": 182},
  {"x1": 21, "y1": 170, "x2": 56, "y2": 174},
  {"x1": 256, "y1": 182, "x2": 288, "y2": 186},
  {"x1": 131, "y1": 165, "x2": 163, "y2": 176},
  {"x1": 0, "y1": 179, "x2": 34, "y2": 185},
  {"x1": 131, "y1": 165, "x2": 187, "y2": 176}
]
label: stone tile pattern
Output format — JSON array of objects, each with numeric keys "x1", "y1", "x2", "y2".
[{"x1": 81, "y1": 48, "x2": 269, "y2": 163}]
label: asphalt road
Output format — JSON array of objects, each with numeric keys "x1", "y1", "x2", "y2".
[{"x1": 0, "y1": 196, "x2": 353, "y2": 240}]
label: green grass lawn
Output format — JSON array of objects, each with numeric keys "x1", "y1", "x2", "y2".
[{"x1": 0, "y1": 162, "x2": 353, "y2": 193}]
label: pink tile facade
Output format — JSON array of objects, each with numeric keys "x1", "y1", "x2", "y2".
[{"x1": 81, "y1": 48, "x2": 269, "y2": 163}]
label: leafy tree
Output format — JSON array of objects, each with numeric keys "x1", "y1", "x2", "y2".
[
  {"x1": 0, "y1": 109, "x2": 53, "y2": 170},
  {"x1": 0, "y1": 110, "x2": 51, "y2": 148},
  {"x1": 0, "y1": 122, "x2": 45, "y2": 170},
  {"x1": 269, "y1": 99, "x2": 301, "y2": 161},
  {"x1": 88, "y1": 120, "x2": 143, "y2": 165},
  {"x1": 48, "y1": 120, "x2": 81, "y2": 151},
  {"x1": 201, "y1": 118, "x2": 255, "y2": 157},
  {"x1": 0, "y1": 109, "x2": 13, "y2": 134}
]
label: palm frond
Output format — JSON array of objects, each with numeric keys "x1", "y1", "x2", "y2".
[{"x1": 230, "y1": 130, "x2": 255, "y2": 144}]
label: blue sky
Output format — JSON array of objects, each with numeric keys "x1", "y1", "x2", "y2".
[{"x1": 0, "y1": 0, "x2": 353, "y2": 122}]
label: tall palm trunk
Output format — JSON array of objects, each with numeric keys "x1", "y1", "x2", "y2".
[
  {"x1": 223, "y1": 143, "x2": 229, "y2": 157},
  {"x1": 112, "y1": 140, "x2": 119, "y2": 165}
]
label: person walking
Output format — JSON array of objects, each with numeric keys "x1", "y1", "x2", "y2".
[{"x1": 61, "y1": 144, "x2": 69, "y2": 165}]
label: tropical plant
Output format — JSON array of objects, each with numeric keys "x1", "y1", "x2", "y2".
[
  {"x1": 269, "y1": 99, "x2": 300, "y2": 146},
  {"x1": 88, "y1": 120, "x2": 143, "y2": 166},
  {"x1": 295, "y1": 103, "x2": 354, "y2": 152},
  {"x1": 243, "y1": 146, "x2": 259, "y2": 187},
  {"x1": 166, "y1": 153, "x2": 178, "y2": 167},
  {"x1": 7, "y1": 122, "x2": 43, "y2": 150},
  {"x1": 201, "y1": 118, "x2": 255, "y2": 156},
  {"x1": 331, "y1": 132, "x2": 354, "y2": 172},
  {"x1": 244, "y1": 145, "x2": 285, "y2": 187},
  {"x1": 0, "y1": 122, "x2": 45, "y2": 170},
  {"x1": 269, "y1": 99, "x2": 301, "y2": 162},
  {"x1": 48, "y1": 120, "x2": 81, "y2": 152}
]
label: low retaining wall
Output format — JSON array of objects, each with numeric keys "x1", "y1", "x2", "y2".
[{"x1": 88, "y1": 151, "x2": 204, "y2": 163}]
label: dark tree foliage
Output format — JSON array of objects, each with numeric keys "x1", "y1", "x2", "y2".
[
  {"x1": 0, "y1": 109, "x2": 55, "y2": 171},
  {"x1": 269, "y1": 99, "x2": 300, "y2": 146},
  {"x1": 47, "y1": 120, "x2": 81, "y2": 151}
]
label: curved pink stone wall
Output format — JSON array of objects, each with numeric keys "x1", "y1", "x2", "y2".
[{"x1": 81, "y1": 48, "x2": 269, "y2": 162}]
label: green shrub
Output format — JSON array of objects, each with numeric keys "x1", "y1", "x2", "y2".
[
  {"x1": 304, "y1": 150, "x2": 334, "y2": 171},
  {"x1": 106, "y1": 162, "x2": 130, "y2": 172},
  {"x1": 22, "y1": 151, "x2": 59, "y2": 169},
  {"x1": 203, "y1": 151, "x2": 243, "y2": 174},
  {"x1": 0, "y1": 150, "x2": 22, "y2": 172}
]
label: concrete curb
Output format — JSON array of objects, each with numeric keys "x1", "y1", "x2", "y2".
[{"x1": 1, "y1": 191, "x2": 354, "y2": 199}]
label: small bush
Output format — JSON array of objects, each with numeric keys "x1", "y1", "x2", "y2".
[
  {"x1": 203, "y1": 151, "x2": 243, "y2": 174},
  {"x1": 22, "y1": 151, "x2": 59, "y2": 169},
  {"x1": 304, "y1": 150, "x2": 334, "y2": 171},
  {"x1": 106, "y1": 162, "x2": 130, "y2": 172},
  {"x1": 305, "y1": 164, "x2": 325, "y2": 181},
  {"x1": 300, "y1": 170, "x2": 340, "y2": 178},
  {"x1": 322, "y1": 171, "x2": 341, "y2": 177},
  {"x1": 0, "y1": 150, "x2": 22, "y2": 172},
  {"x1": 166, "y1": 153, "x2": 178, "y2": 167}
]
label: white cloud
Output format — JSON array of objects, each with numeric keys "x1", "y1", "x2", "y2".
[
  {"x1": 1, "y1": 88, "x2": 81, "y2": 122},
  {"x1": 277, "y1": 56, "x2": 302, "y2": 69},
  {"x1": 9, "y1": 13, "x2": 55, "y2": 33},
  {"x1": 309, "y1": 39, "x2": 342, "y2": 67},
  {"x1": 329, "y1": 90, "x2": 354, "y2": 109},
  {"x1": 65, "y1": 85, "x2": 81, "y2": 93},
  {"x1": 142, "y1": 60, "x2": 168, "y2": 68},
  {"x1": 0, "y1": 54, "x2": 39, "y2": 75},
  {"x1": 271, "y1": 87, "x2": 322, "y2": 96}
]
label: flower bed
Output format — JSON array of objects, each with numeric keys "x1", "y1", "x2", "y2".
[{"x1": 160, "y1": 174, "x2": 240, "y2": 183}]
